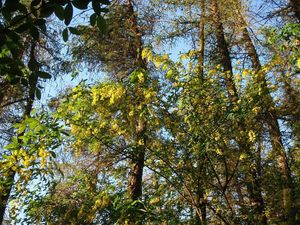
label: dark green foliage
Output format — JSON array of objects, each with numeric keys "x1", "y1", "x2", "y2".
[
  {"x1": 0, "y1": 0, "x2": 110, "y2": 100},
  {"x1": 72, "y1": 3, "x2": 145, "y2": 79}
]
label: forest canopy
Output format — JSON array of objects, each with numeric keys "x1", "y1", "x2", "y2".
[{"x1": 0, "y1": 0, "x2": 300, "y2": 224}]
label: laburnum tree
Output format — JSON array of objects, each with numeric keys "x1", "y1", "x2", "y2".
[{"x1": 0, "y1": 0, "x2": 299, "y2": 224}]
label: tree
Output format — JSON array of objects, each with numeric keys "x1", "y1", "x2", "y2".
[{"x1": 1, "y1": 0, "x2": 300, "y2": 224}]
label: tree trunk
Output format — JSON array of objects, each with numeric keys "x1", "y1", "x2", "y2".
[
  {"x1": 290, "y1": 0, "x2": 300, "y2": 22},
  {"x1": 197, "y1": 0, "x2": 206, "y2": 80},
  {"x1": 196, "y1": 178, "x2": 207, "y2": 225},
  {"x1": 128, "y1": 142, "x2": 146, "y2": 201},
  {"x1": 195, "y1": 1, "x2": 207, "y2": 224},
  {"x1": 126, "y1": 0, "x2": 147, "y2": 201},
  {"x1": 268, "y1": 113, "x2": 295, "y2": 225},
  {"x1": 210, "y1": 0, "x2": 238, "y2": 103},
  {"x1": 282, "y1": 79, "x2": 300, "y2": 143},
  {"x1": 210, "y1": 1, "x2": 267, "y2": 224},
  {"x1": 236, "y1": 6, "x2": 295, "y2": 224},
  {"x1": 0, "y1": 41, "x2": 38, "y2": 225}
]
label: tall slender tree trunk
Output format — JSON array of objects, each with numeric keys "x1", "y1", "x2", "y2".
[
  {"x1": 195, "y1": 172, "x2": 207, "y2": 225},
  {"x1": 197, "y1": 0, "x2": 205, "y2": 80},
  {"x1": 268, "y1": 115, "x2": 295, "y2": 225},
  {"x1": 210, "y1": 0, "x2": 238, "y2": 103},
  {"x1": 128, "y1": 122, "x2": 146, "y2": 201},
  {"x1": 0, "y1": 41, "x2": 38, "y2": 225},
  {"x1": 210, "y1": 1, "x2": 267, "y2": 224},
  {"x1": 282, "y1": 79, "x2": 300, "y2": 143},
  {"x1": 194, "y1": 1, "x2": 207, "y2": 224},
  {"x1": 126, "y1": 0, "x2": 147, "y2": 211},
  {"x1": 236, "y1": 5, "x2": 295, "y2": 223}
]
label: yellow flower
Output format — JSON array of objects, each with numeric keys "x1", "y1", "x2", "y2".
[
  {"x1": 242, "y1": 70, "x2": 248, "y2": 77},
  {"x1": 248, "y1": 130, "x2": 256, "y2": 142},
  {"x1": 111, "y1": 123, "x2": 119, "y2": 130},
  {"x1": 239, "y1": 153, "x2": 247, "y2": 160},
  {"x1": 129, "y1": 110, "x2": 134, "y2": 117},
  {"x1": 17, "y1": 183, "x2": 22, "y2": 192},
  {"x1": 41, "y1": 158, "x2": 47, "y2": 169},
  {"x1": 252, "y1": 106, "x2": 261, "y2": 114},
  {"x1": 215, "y1": 148, "x2": 223, "y2": 155},
  {"x1": 149, "y1": 197, "x2": 160, "y2": 205},
  {"x1": 95, "y1": 199, "x2": 102, "y2": 207},
  {"x1": 214, "y1": 132, "x2": 221, "y2": 141},
  {"x1": 145, "y1": 91, "x2": 152, "y2": 99},
  {"x1": 137, "y1": 139, "x2": 144, "y2": 146},
  {"x1": 91, "y1": 88, "x2": 99, "y2": 106},
  {"x1": 180, "y1": 54, "x2": 188, "y2": 61},
  {"x1": 23, "y1": 158, "x2": 30, "y2": 168},
  {"x1": 137, "y1": 72, "x2": 145, "y2": 83}
]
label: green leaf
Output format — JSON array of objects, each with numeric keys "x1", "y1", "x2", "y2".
[
  {"x1": 5, "y1": 141, "x2": 19, "y2": 150},
  {"x1": 68, "y1": 27, "x2": 81, "y2": 35},
  {"x1": 72, "y1": 0, "x2": 90, "y2": 9},
  {"x1": 36, "y1": 88, "x2": 41, "y2": 100},
  {"x1": 4, "y1": 0, "x2": 19, "y2": 11},
  {"x1": 1, "y1": 7, "x2": 12, "y2": 21},
  {"x1": 54, "y1": 5, "x2": 64, "y2": 21},
  {"x1": 18, "y1": 123, "x2": 27, "y2": 134},
  {"x1": 40, "y1": 3, "x2": 55, "y2": 18},
  {"x1": 34, "y1": 19, "x2": 46, "y2": 27},
  {"x1": 36, "y1": 71, "x2": 52, "y2": 79},
  {"x1": 92, "y1": 0, "x2": 101, "y2": 15},
  {"x1": 27, "y1": 118, "x2": 40, "y2": 129},
  {"x1": 129, "y1": 72, "x2": 138, "y2": 83},
  {"x1": 28, "y1": 57, "x2": 39, "y2": 71},
  {"x1": 49, "y1": 151, "x2": 57, "y2": 158},
  {"x1": 97, "y1": 15, "x2": 107, "y2": 34},
  {"x1": 30, "y1": 26, "x2": 40, "y2": 40},
  {"x1": 60, "y1": 129, "x2": 70, "y2": 136},
  {"x1": 64, "y1": 3, "x2": 73, "y2": 26},
  {"x1": 29, "y1": 72, "x2": 38, "y2": 86},
  {"x1": 62, "y1": 28, "x2": 69, "y2": 42},
  {"x1": 90, "y1": 13, "x2": 97, "y2": 26}
]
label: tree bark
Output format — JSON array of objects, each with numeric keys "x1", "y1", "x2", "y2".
[
  {"x1": 282, "y1": 79, "x2": 300, "y2": 143},
  {"x1": 210, "y1": 1, "x2": 267, "y2": 224},
  {"x1": 0, "y1": 41, "x2": 38, "y2": 225},
  {"x1": 210, "y1": 0, "x2": 238, "y2": 103},
  {"x1": 289, "y1": 0, "x2": 300, "y2": 22},
  {"x1": 128, "y1": 141, "x2": 146, "y2": 201},
  {"x1": 197, "y1": 0, "x2": 206, "y2": 80},
  {"x1": 126, "y1": 0, "x2": 147, "y2": 201},
  {"x1": 236, "y1": 6, "x2": 295, "y2": 224},
  {"x1": 195, "y1": 176, "x2": 207, "y2": 225},
  {"x1": 195, "y1": 1, "x2": 207, "y2": 224}
]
